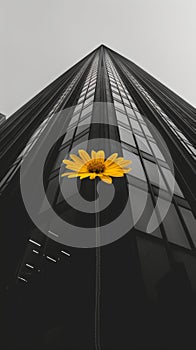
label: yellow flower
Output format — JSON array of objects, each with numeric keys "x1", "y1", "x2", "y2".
[{"x1": 61, "y1": 150, "x2": 132, "y2": 184}]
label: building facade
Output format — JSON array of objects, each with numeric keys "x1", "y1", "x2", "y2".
[
  {"x1": 0, "y1": 112, "x2": 6, "y2": 125},
  {"x1": 0, "y1": 45, "x2": 196, "y2": 350}
]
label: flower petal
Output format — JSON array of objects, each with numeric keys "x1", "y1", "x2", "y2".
[
  {"x1": 116, "y1": 159, "x2": 132, "y2": 166},
  {"x1": 65, "y1": 164, "x2": 84, "y2": 171},
  {"x1": 79, "y1": 173, "x2": 92, "y2": 179},
  {"x1": 105, "y1": 163, "x2": 122, "y2": 171},
  {"x1": 61, "y1": 172, "x2": 76, "y2": 177},
  {"x1": 96, "y1": 150, "x2": 105, "y2": 160},
  {"x1": 100, "y1": 175, "x2": 112, "y2": 184},
  {"x1": 67, "y1": 173, "x2": 80, "y2": 178},
  {"x1": 78, "y1": 150, "x2": 91, "y2": 162},
  {"x1": 91, "y1": 150, "x2": 97, "y2": 159},
  {"x1": 90, "y1": 173, "x2": 97, "y2": 180},
  {"x1": 69, "y1": 154, "x2": 85, "y2": 165},
  {"x1": 104, "y1": 153, "x2": 118, "y2": 165},
  {"x1": 62, "y1": 159, "x2": 75, "y2": 165},
  {"x1": 123, "y1": 168, "x2": 132, "y2": 173}
]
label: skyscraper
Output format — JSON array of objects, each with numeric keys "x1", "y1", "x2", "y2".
[{"x1": 1, "y1": 45, "x2": 196, "y2": 350}]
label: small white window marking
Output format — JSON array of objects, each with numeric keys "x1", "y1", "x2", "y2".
[
  {"x1": 46, "y1": 256, "x2": 57, "y2": 263},
  {"x1": 29, "y1": 239, "x2": 41, "y2": 246},
  {"x1": 25, "y1": 264, "x2": 34, "y2": 269},
  {"x1": 61, "y1": 250, "x2": 71, "y2": 257},
  {"x1": 48, "y1": 230, "x2": 59, "y2": 237},
  {"x1": 18, "y1": 277, "x2": 27, "y2": 283}
]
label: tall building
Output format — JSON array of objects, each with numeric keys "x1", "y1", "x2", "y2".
[{"x1": 0, "y1": 45, "x2": 196, "y2": 350}]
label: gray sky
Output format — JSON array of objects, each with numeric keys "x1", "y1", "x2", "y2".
[{"x1": 1, "y1": 0, "x2": 196, "y2": 117}]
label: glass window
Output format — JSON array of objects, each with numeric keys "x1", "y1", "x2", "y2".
[
  {"x1": 116, "y1": 110, "x2": 129, "y2": 126},
  {"x1": 83, "y1": 82, "x2": 89, "y2": 89},
  {"x1": 142, "y1": 125, "x2": 153, "y2": 137},
  {"x1": 161, "y1": 167, "x2": 184, "y2": 197},
  {"x1": 122, "y1": 97, "x2": 130, "y2": 105},
  {"x1": 119, "y1": 126, "x2": 135, "y2": 147},
  {"x1": 84, "y1": 94, "x2": 94, "y2": 106},
  {"x1": 135, "y1": 135, "x2": 152, "y2": 155},
  {"x1": 83, "y1": 94, "x2": 94, "y2": 108},
  {"x1": 77, "y1": 96, "x2": 85, "y2": 104},
  {"x1": 112, "y1": 89, "x2": 119, "y2": 97},
  {"x1": 80, "y1": 104, "x2": 93, "y2": 118},
  {"x1": 114, "y1": 99, "x2": 124, "y2": 112},
  {"x1": 157, "y1": 200, "x2": 190, "y2": 249},
  {"x1": 125, "y1": 107, "x2": 136, "y2": 119},
  {"x1": 179, "y1": 207, "x2": 196, "y2": 246},
  {"x1": 73, "y1": 104, "x2": 82, "y2": 114},
  {"x1": 123, "y1": 149, "x2": 146, "y2": 181},
  {"x1": 129, "y1": 185, "x2": 162, "y2": 238},
  {"x1": 130, "y1": 119, "x2": 142, "y2": 132},
  {"x1": 62, "y1": 128, "x2": 75, "y2": 144},
  {"x1": 78, "y1": 115, "x2": 91, "y2": 126},
  {"x1": 144, "y1": 160, "x2": 167, "y2": 190},
  {"x1": 131, "y1": 102, "x2": 138, "y2": 110},
  {"x1": 149, "y1": 142, "x2": 165, "y2": 161},
  {"x1": 71, "y1": 132, "x2": 89, "y2": 150},
  {"x1": 127, "y1": 174, "x2": 148, "y2": 191},
  {"x1": 69, "y1": 113, "x2": 79, "y2": 126},
  {"x1": 134, "y1": 111, "x2": 144, "y2": 121},
  {"x1": 54, "y1": 146, "x2": 70, "y2": 169},
  {"x1": 87, "y1": 86, "x2": 95, "y2": 95},
  {"x1": 88, "y1": 82, "x2": 96, "y2": 89},
  {"x1": 111, "y1": 83, "x2": 117, "y2": 90}
]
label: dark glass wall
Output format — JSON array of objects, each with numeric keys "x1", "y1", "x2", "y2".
[{"x1": 0, "y1": 45, "x2": 196, "y2": 350}]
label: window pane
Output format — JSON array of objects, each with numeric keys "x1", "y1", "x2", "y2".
[
  {"x1": 73, "y1": 104, "x2": 82, "y2": 114},
  {"x1": 149, "y1": 142, "x2": 165, "y2": 161},
  {"x1": 114, "y1": 99, "x2": 125, "y2": 112},
  {"x1": 116, "y1": 110, "x2": 129, "y2": 126},
  {"x1": 84, "y1": 94, "x2": 94, "y2": 106},
  {"x1": 179, "y1": 207, "x2": 196, "y2": 246},
  {"x1": 129, "y1": 185, "x2": 162, "y2": 238},
  {"x1": 135, "y1": 135, "x2": 152, "y2": 155},
  {"x1": 123, "y1": 149, "x2": 146, "y2": 181},
  {"x1": 119, "y1": 126, "x2": 135, "y2": 147},
  {"x1": 161, "y1": 167, "x2": 184, "y2": 197},
  {"x1": 54, "y1": 146, "x2": 70, "y2": 169},
  {"x1": 122, "y1": 97, "x2": 130, "y2": 105},
  {"x1": 134, "y1": 111, "x2": 144, "y2": 121},
  {"x1": 78, "y1": 96, "x2": 85, "y2": 104},
  {"x1": 80, "y1": 104, "x2": 93, "y2": 118},
  {"x1": 131, "y1": 102, "x2": 138, "y2": 110},
  {"x1": 144, "y1": 160, "x2": 167, "y2": 190},
  {"x1": 62, "y1": 128, "x2": 75, "y2": 144},
  {"x1": 69, "y1": 114, "x2": 79, "y2": 126},
  {"x1": 157, "y1": 200, "x2": 190, "y2": 249},
  {"x1": 130, "y1": 119, "x2": 142, "y2": 132},
  {"x1": 142, "y1": 125, "x2": 153, "y2": 137},
  {"x1": 126, "y1": 107, "x2": 136, "y2": 119},
  {"x1": 78, "y1": 115, "x2": 91, "y2": 126}
]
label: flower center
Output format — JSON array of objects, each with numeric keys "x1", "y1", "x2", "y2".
[{"x1": 87, "y1": 159, "x2": 105, "y2": 174}]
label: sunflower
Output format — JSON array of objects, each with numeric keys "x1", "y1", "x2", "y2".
[{"x1": 61, "y1": 150, "x2": 132, "y2": 184}]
